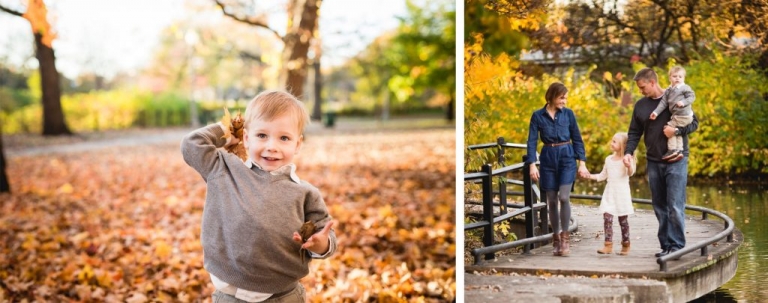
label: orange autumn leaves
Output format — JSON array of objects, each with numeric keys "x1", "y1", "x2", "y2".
[
  {"x1": 1, "y1": 128, "x2": 456, "y2": 302},
  {"x1": 22, "y1": 0, "x2": 56, "y2": 47}
]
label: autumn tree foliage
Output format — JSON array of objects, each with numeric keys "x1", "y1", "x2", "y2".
[
  {"x1": 0, "y1": 0, "x2": 71, "y2": 136},
  {"x1": 464, "y1": 2, "x2": 768, "y2": 177},
  {"x1": 324, "y1": 1, "x2": 455, "y2": 121},
  {"x1": 508, "y1": 0, "x2": 768, "y2": 74},
  {"x1": 464, "y1": 0, "x2": 550, "y2": 58},
  {"x1": 213, "y1": 0, "x2": 320, "y2": 99}
]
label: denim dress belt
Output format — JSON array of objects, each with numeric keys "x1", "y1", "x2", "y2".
[{"x1": 545, "y1": 141, "x2": 571, "y2": 147}]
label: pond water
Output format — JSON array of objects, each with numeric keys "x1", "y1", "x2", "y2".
[{"x1": 575, "y1": 178, "x2": 767, "y2": 302}]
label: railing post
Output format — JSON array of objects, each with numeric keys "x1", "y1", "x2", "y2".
[
  {"x1": 727, "y1": 220, "x2": 734, "y2": 242},
  {"x1": 497, "y1": 137, "x2": 507, "y2": 215},
  {"x1": 481, "y1": 164, "x2": 495, "y2": 260},
  {"x1": 522, "y1": 156, "x2": 534, "y2": 254},
  {"x1": 539, "y1": 185, "x2": 548, "y2": 243}
]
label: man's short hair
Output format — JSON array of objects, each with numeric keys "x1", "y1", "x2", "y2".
[{"x1": 633, "y1": 67, "x2": 658, "y2": 83}]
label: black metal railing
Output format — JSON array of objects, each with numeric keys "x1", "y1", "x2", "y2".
[{"x1": 465, "y1": 137, "x2": 577, "y2": 264}]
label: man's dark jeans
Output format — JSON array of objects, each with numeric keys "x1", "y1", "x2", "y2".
[{"x1": 647, "y1": 156, "x2": 688, "y2": 251}]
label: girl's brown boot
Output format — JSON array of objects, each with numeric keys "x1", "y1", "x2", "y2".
[
  {"x1": 618, "y1": 215, "x2": 630, "y2": 255},
  {"x1": 552, "y1": 233, "x2": 562, "y2": 256},
  {"x1": 619, "y1": 241, "x2": 631, "y2": 255},
  {"x1": 597, "y1": 241, "x2": 613, "y2": 254},
  {"x1": 560, "y1": 232, "x2": 570, "y2": 256}
]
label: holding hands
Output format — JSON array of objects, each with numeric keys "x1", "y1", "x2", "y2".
[
  {"x1": 622, "y1": 154, "x2": 634, "y2": 167},
  {"x1": 578, "y1": 161, "x2": 590, "y2": 179},
  {"x1": 531, "y1": 162, "x2": 591, "y2": 180}
]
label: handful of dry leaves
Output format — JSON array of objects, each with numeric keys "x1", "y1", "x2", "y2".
[
  {"x1": 298, "y1": 221, "x2": 316, "y2": 243},
  {"x1": 221, "y1": 107, "x2": 247, "y2": 161},
  {"x1": 298, "y1": 221, "x2": 317, "y2": 262}
]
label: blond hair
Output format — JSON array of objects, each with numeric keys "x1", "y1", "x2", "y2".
[
  {"x1": 244, "y1": 90, "x2": 310, "y2": 133},
  {"x1": 614, "y1": 132, "x2": 636, "y2": 176},
  {"x1": 669, "y1": 66, "x2": 686, "y2": 76}
]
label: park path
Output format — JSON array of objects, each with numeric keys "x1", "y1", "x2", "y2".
[
  {"x1": 465, "y1": 204, "x2": 742, "y2": 302},
  {"x1": 5, "y1": 117, "x2": 455, "y2": 158},
  {"x1": 5, "y1": 127, "x2": 193, "y2": 158}
]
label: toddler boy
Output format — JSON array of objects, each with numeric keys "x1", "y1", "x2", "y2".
[{"x1": 181, "y1": 90, "x2": 337, "y2": 302}]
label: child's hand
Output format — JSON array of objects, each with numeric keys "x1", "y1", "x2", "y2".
[
  {"x1": 225, "y1": 136, "x2": 241, "y2": 148},
  {"x1": 676, "y1": 101, "x2": 684, "y2": 108},
  {"x1": 649, "y1": 112, "x2": 657, "y2": 120},
  {"x1": 622, "y1": 154, "x2": 634, "y2": 166},
  {"x1": 293, "y1": 220, "x2": 336, "y2": 255},
  {"x1": 217, "y1": 122, "x2": 241, "y2": 147}
]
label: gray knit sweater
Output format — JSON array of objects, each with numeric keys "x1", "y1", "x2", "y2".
[
  {"x1": 181, "y1": 124, "x2": 336, "y2": 293},
  {"x1": 652, "y1": 83, "x2": 695, "y2": 117}
]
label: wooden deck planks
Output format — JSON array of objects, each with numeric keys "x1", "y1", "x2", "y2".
[{"x1": 466, "y1": 204, "x2": 742, "y2": 279}]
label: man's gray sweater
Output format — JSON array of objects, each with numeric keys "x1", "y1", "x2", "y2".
[{"x1": 181, "y1": 124, "x2": 336, "y2": 293}]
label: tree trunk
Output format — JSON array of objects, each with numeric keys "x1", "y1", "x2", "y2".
[
  {"x1": 0, "y1": 130, "x2": 9, "y2": 193},
  {"x1": 281, "y1": 0, "x2": 320, "y2": 99},
  {"x1": 311, "y1": 59, "x2": 323, "y2": 121},
  {"x1": 34, "y1": 32, "x2": 71, "y2": 136},
  {"x1": 445, "y1": 97, "x2": 455, "y2": 121}
]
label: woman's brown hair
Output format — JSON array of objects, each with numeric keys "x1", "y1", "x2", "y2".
[{"x1": 545, "y1": 82, "x2": 568, "y2": 104}]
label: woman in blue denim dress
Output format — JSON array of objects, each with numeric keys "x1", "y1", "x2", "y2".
[{"x1": 526, "y1": 82, "x2": 590, "y2": 256}]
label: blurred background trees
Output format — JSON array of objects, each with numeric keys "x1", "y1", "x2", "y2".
[
  {"x1": 465, "y1": 0, "x2": 768, "y2": 177},
  {"x1": 0, "y1": 0, "x2": 456, "y2": 136},
  {"x1": 326, "y1": 0, "x2": 456, "y2": 121},
  {"x1": 0, "y1": 0, "x2": 71, "y2": 135}
]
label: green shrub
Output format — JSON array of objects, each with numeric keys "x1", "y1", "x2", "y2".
[{"x1": 465, "y1": 50, "x2": 768, "y2": 176}]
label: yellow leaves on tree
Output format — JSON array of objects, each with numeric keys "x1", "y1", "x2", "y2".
[
  {"x1": 22, "y1": 0, "x2": 56, "y2": 47},
  {"x1": 464, "y1": 34, "x2": 521, "y2": 102}
]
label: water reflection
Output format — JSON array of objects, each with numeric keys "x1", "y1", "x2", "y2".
[
  {"x1": 575, "y1": 178, "x2": 767, "y2": 302},
  {"x1": 690, "y1": 288, "x2": 739, "y2": 303}
]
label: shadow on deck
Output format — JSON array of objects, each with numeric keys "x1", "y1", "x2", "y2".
[{"x1": 465, "y1": 204, "x2": 743, "y2": 303}]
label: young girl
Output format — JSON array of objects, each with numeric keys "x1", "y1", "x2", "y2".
[{"x1": 588, "y1": 132, "x2": 636, "y2": 255}]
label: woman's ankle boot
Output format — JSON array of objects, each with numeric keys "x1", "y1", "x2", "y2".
[
  {"x1": 552, "y1": 233, "x2": 562, "y2": 256},
  {"x1": 560, "y1": 232, "x2": 570, "y2": 256}
]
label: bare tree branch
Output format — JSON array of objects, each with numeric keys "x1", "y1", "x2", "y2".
[
  {"x1": 213, "y1": 0, "x2": 283, "y2": 41},
  {"x1": 0, "y1": 4, "x2": 24, "y2": 17}
]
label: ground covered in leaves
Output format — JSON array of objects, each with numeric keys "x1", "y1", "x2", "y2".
[{"x1": 1, "y1": 128, "x2": 456, "y2": 302}]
